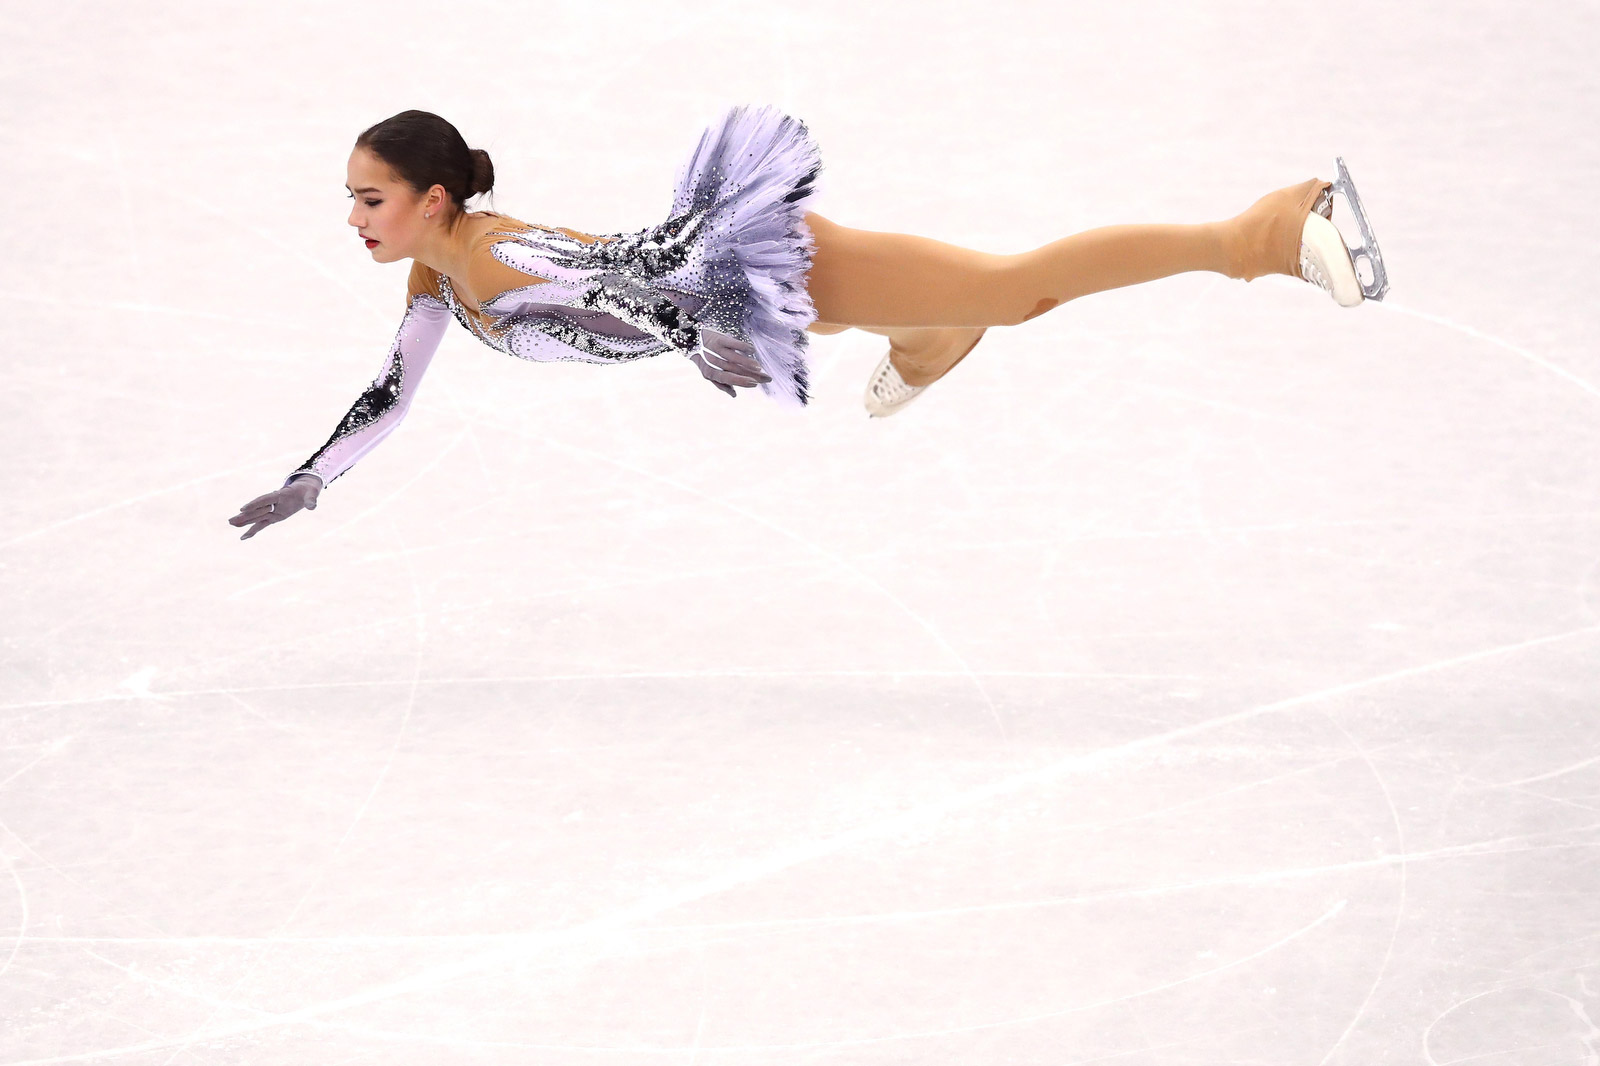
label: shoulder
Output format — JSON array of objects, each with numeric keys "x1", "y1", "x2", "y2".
[
  {"x1": 547, "y1": 224, "x2": 610, "y2": 245},
  {"x1": 468, "y1": 215, "x2": 554, "y2": 294},
  {"x1": 480, "y1": 211, "x2": 611, "y2": 246},
  {"x1": 478, "y1": 211, "x2": 532, "y2": 234}
]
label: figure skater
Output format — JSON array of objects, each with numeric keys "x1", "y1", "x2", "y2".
[{"x1": 229, "y1": 104, "x2": 1387, "y2": 540}]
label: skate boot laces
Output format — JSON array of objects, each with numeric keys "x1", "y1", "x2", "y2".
[
  {"x1": 869, "y1": 358, "x2": 921, "y2": 406},
  {"x1": 1312, "y1": 185, "x2": 1334, "y2": 221},
  {"x1": 1299, "y1": 246, "x2": 1334, "y2": 294},
  {"x1": 1299, "y1": 183, "x2": 1337, "y2": 292}
]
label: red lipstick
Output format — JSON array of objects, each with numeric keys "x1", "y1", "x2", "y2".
[{"x1": 364, "y1": 238, "x2": 379, "y2": 249}]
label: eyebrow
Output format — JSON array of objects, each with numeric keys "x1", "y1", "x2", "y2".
[{"x1": 345, "y1": 185, "x2": 382, "y2": 194}]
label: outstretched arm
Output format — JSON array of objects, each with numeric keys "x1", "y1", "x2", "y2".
[
  {"x1": 227, "y1": 295, "x2": 450, "y2": 540},
  {"x1": 286, "y1": 296, "x2": 449, "y2": 487}
]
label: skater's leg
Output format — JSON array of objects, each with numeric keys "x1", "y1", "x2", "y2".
[
  {"x1": 803, "y1": 318, "x2": 988, "y2": 389},
  {"x1": 805, "y1": 320, "x2": 851, "y2": 335},
  {"x1": 855, "y1": 324, "x2": 988, "y2": 388},
  {"x1": 801, "y1": 178, "x2": 1330, "y2": 330}
]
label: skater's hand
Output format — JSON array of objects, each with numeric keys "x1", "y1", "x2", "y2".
[
  {"x1": 689, "y1": 328, "x2": 770, "y2": 399},
  {"x1": 228, "y1": 475, "x2": 321, "y2": 541}
]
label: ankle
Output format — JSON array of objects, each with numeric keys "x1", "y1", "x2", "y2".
[
  {"x1": 1219, "y1": 201, "x2": 1279, "y2": 283},
  {"x1": 1209, "y1": 219, "x2": 1252, "y2": 282},
  {"x1": 889, "y1": 326, "x2": 986, "y2": 389},
  {"x1": 890, "y1": 349, "x2": 940, "y2": 388}
]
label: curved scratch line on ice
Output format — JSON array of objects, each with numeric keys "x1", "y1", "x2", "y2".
[
  {"x1": 1373, "y1": 298, "x2": 1600, "y2": 402},
  {"x1": 17, "y1": 832, "x2": 1599, "y2": 949},
  {"x1": 0, "y1": 737, "x2": 70, "y2": 793},
  {"x1": 1483, "y1": 751, "x2": 1600, "y2": 789},
  {"x1": 68, "y1": 904, "x2": 1353, "y2": 1057}
]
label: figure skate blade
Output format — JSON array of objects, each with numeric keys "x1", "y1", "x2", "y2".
[{"x1": 1330, "y1": 157, "x2": 1389, "y2": 302}]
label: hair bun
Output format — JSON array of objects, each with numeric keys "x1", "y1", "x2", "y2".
[
  {"x1": 468, "y1": 148, "x2": 495, "y2": 197},
  {"x1": 357, "y1": 112, "x2": 490, "y2": 214}
]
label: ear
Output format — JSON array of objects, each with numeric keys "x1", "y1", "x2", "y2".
[{"x1": 425, "y1": 184, "x2": 449, "y2": 217}]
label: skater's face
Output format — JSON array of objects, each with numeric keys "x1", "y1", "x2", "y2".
[{"x1": 345, "y1": 147, "x2": 440, "y2": 264}]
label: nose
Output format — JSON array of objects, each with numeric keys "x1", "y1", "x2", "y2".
[{"x1": 348, "y1": 205, "x2": 362, "y2": 228}]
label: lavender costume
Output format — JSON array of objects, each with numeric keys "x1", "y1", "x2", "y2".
[{"x1": 287, "y1": 104, "x2": 823, "y2": 489}]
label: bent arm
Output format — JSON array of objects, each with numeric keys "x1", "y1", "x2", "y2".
[
  {"x1": 285, "y1": 296, "x2": 450, "y2": 488},
  {"x1": 580, "y1": 270, "x2": 701, "y2": 354}
]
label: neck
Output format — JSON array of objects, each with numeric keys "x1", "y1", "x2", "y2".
[{"x1": 411, "y1": 211, "x2": 490, "y2": 280}]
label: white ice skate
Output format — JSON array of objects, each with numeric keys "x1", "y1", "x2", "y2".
[
  {"x1": 1298, "y1": 157, "x2": 1390, "y2": 307},
  {"x1": 864, "y1": 353, "x2": 926, "y2": 418},
  {"x1": 864, "y1": 328, "x2": 988, "y2": 418}
]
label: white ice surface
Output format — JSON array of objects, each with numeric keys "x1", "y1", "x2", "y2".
[{"x1": 3, "y1": 1, "x2": 1599, "y2": 1062}]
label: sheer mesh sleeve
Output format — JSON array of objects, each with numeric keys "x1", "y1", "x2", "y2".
[{"x1": 284, "y1": 270, "x2": 450, "y2": 489}]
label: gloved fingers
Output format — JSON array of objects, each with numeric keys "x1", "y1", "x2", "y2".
[
  {"x1": 237, "y1": 496, "x2": 294, "y2": 519},
  {"x1": 703, "y1": 367, "x2": 765, "y2": 388},
  {"x1": 715, "y1": 382, "x2": 737, "y2": 398},
  {"x1": 229, "y1": 506, "x2": 277, "y2": 527},
  {"x1": 699, "y1": 356, "x2": 764, "y2": 385},
  {"x1": 702, "y1": 329, "x2": 758, "y2": 360},
  {"x1": 700, "y1": 351, "x2": 771, "y2": 384},
  {"x1": 694, "y1": 352, "x2": 766, "y2": 390},
  {"x1": 230, "y1": 491, "x2": 303, "y2": 528},
  {"x1": 723, "y1": 350, "x2": 768, "y2": 377},
  {"x1": 718, "y1": 359, "x2": 771, "y2": 383},
  {"x1": 702, "y1": 342, "x2": 769, "y2": 379},
  {"x1": 238, "y1": 491, "x2": 281, "y2": 513},
  {"x1": 693, "y1": 355, "x2": 731, "y2": 384},
  {"x1": 239, "y1": 516, "x2": 278, "y2": 540}
]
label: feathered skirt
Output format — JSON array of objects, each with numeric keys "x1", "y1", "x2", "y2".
[{"x1": 661, "y1": 104, "x2": 823, "y2": 407}]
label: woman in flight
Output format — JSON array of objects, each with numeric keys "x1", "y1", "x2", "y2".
[{"x1": 229, "y1": 103, "x2": 1387, "y2": 540}]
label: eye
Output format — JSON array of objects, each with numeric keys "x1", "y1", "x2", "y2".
[{"x1": 365, "y1": 199, "x2": 382, "y2": 207}]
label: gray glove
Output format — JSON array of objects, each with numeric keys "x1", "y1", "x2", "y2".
[
  {"x1": 228, "y1": 474, "x2": 322, "y2": 540},
  {"x1": 691, "y1": 328, "x2": 771, "y2": 398}
]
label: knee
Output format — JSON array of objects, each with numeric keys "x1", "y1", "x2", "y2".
[
  {"x1": 990, "y1": 260, "x2": 1060, "y2": 326},
  {"x1": 987, "y1": 298, "x2": 1055, "y2": 327},
  {"x1": 1021, "y1": 297, "x2": 1060, "y2": 323}
]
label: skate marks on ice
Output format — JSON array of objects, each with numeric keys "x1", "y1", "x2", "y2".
[
  {"x1": 6, "y1": 622, "x2": 1599, "y2": 1062},
  {"x1": 1365, "y1": 298, "x2": 1600, "y2": 404}
]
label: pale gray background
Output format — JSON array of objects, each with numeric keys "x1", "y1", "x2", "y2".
[{"x1": 3, "y1": 0, "x2": 1598, "y2": 1062}]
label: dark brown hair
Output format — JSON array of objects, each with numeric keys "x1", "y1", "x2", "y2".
[{"x1": 355, "y1": 110, "x2": 494, "y2": 216}]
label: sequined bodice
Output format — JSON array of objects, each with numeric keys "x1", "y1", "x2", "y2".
[
  {"x1": 400, "y1": 215, "x2": 734, "y2": 369},
  {"x1": 434, "y1": 271, "x2": 514, "y2": 350}
]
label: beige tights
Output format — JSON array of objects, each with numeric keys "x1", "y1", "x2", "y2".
[{"x1": 801, "y1": 178, "x2": 1330, "y2": 387}]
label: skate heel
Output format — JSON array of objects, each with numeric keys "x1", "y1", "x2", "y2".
[{"x1": 1299, "y1": 212, "x2": 1365, "y2": 308}]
